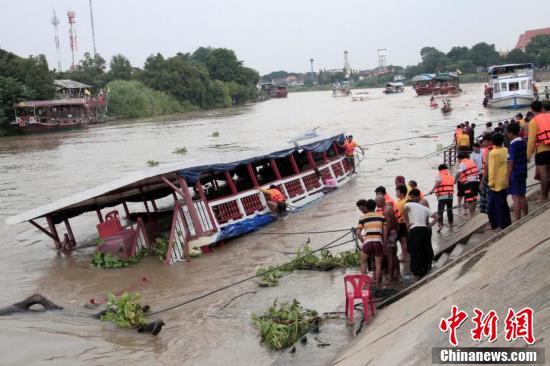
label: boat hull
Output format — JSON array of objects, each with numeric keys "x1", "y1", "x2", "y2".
[
  {"x1": 486, "y1": 95, "x2": 534, "y2": 109},
  {"x1": 11, "y1": 120, "x2": 88, "y2": 133}
]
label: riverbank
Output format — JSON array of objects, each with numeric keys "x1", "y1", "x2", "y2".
[{"x1": 334, "y1": 196, "x2": 550, "y2": 365}]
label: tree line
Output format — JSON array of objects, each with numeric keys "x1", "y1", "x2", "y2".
[
  {"x1": 0, "y1": 46, "x2": 260, "y2": 132},
  {"x1": 263, "y1": 35, "x2": 550, "y2": 87}
]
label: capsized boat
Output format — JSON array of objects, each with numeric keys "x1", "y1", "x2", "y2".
[
  {"x1": 6, "y1": 132, "x2": 356, "y2": 265},
  {"x1": 484, "y1": 63, "x2": 535, "y2": 109},
  {"x1": 332, "y1": 81, "x2": 351, "y2": 97}
]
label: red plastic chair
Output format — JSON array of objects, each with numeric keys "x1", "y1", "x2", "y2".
[
  {"x1": 344, "y1": 274, "x2": 376, "y2": 324},
  {"x1": 96, "y1": 210, "x2": 123, "y2": 239}
]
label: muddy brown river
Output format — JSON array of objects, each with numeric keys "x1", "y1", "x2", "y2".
[{"x1": 0, "y1": 85, "x2": 514, "y2": 365}]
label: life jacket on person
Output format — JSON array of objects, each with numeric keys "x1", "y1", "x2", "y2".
[
  {"x1": 459, "y1": 158, "x2": 479, "y2": 183},
  {"x1": 343, "y1": 140, "x2": 356, "y2": 156},
  {"x1": 534, "y1": 113, "x2": 550, "y2": 145},
  {"x1": 435, "y1": 169, "x2": 455, "y2": 196},
  {"x1": 267, "y1": 189, "x2": 285, "y2": 203},
  {"x1": 375, "y1": 194, "x2": 397, "y2": 215}
]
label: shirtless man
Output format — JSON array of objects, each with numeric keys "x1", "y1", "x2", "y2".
[{"x1": 376, "y1": 195, "x2": 400, "y2": 282}]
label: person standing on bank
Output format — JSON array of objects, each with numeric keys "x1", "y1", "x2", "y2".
[
  {"x1": 429, "y1": 164, "x2": 455, "y2": 232},
  {"x1": 355, "y1": 199, "x2": 387, "y2": 288},
  {"x1": 403, "y1": 189, "x2": 438, "y2": 278},
  {"x1": 506, "y1": 123, "x2": 528, "y2": 220},
  {"x1": 258, "y1": 185, "x2": 287, "y2": 216},
  {"x1": 527, "y1": 101, "x2": 550, "y2": 203},
  {"x1": 339, "y1": 135, "x2": 364, "y2": 174},
  {"x1": 488, "y1": 133, "x2": 512, "y2": 230},
  {"x1": 395, "y1": 184, "x2": 409, "y2": 262},
  {"x1": 455, "y1": 152, "x2": 480, "y2": 218}
]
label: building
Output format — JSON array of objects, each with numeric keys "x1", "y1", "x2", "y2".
[{"x1": 515, "y1": 27, "x2": 550, "y2": 51}]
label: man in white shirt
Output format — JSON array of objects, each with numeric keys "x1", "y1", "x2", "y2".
[
  {"x1": 403, "y1": 189, "x2": 438, "y2": 278},
  {"x1": 470, "y1": 143, "x2": 483, "y2": 177}
]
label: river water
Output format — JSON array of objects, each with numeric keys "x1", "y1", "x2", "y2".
[{"x1": 0, "y1": 84, "x2": 514, "y2": 365}]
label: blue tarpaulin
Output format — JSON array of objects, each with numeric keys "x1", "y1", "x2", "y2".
[
  {"x1": 177, "y1": 134, "x2": 345, "y2": 183},
  {"x1": 217, "y1": 214, "x2": 275, "y2": 241}
]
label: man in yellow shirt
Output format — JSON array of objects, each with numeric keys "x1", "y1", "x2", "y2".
[
  {"x1": 395, "y1": 184, "x2": 409, "y2": 261},
  {"x1": 527, "y1": 101, "x2": 550, "y2": 203},
  {"x1": 457, "y1": 132, "x2": 470, "y2": 153},
  {"x1": 488, "y1": 133, "x2": 511, "y2": 230}
]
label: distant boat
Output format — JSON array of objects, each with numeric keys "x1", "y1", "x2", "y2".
[
  {"x1": 332, "y1": 81, "x2": 351, "y2": 97},
  {"x1": 383, "y1": 82, "x2": 405, "y2": 94},
  {"x1": 260, "y1": 83, "x2": 288, "y2": 98},
  {"x1": 351, "y1": 91, "x2": 369, "y2": 101},
  {"x1": 484, "y1": 63, "x2": 535, "y2": 109},
  {"x1": 412, "y1": 73, "x2": 460, "y2": 96}
]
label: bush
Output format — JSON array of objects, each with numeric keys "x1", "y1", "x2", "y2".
[{"x1": 106, "y1": 80, "x2": 197, "y2": 119}]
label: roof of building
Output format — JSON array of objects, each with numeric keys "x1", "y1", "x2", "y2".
[
  {"x1": 516, "y1": 27, "x2": 550, "y2": 49},
  {"x1": 54, "y1": 79, "x2": 93, "y2": 89},
  {"x1": 15, "y1": 99, "x2": 88, "y2": 108}
]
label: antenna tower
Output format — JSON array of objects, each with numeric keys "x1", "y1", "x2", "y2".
[
  {"x1": 343, "y1": 50, "x2": 351, "y2": 77},
  {"x1": 67, "y1": 10, "x2": 78, "y2": 70},
  {"x1": 377, "y1": 49, "x2": 387, "y2": 73},
  {"x1": 51, "y1": 10, "x2": 62, "y2": 71},
  {"x1": 89, "y1": 0, "x2": 97, "y2": 56}
]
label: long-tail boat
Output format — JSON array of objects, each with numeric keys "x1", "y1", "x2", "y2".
[{"x1": 6, "y1": 133, "x2": 355, "y2": 265}]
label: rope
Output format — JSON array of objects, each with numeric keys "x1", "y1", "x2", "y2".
[
  {"x1": 147, "y1": 230, "x2": 354, "y2": 316},
  {"x1": 259, "y1": 228, "x2": 350, "y2": 235},
  {"x1": 360, "y1": 129, "x2": 455, "y2": 148}
]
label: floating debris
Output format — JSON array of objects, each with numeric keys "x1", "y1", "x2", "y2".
[
  {"x1": 147, "y1": 160, "x2": 159, "y2": 167},
  {"x1": 173, "y1": 147, "x2": 187, "y2": 154},
  {"x1": 212, "y1": 131, "x2": 220, "y2": 137}
]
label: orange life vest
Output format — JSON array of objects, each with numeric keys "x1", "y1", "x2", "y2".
[
  {"x1": 435, "y1": 169, "x2": 455, "y2": 196},
  {"x1": 267, "y1": 189, "x2": 285, "y2": 203},
  {"x1": 534, "y1": 113, "x2": 550, "y2": 145},
  {"x1": 395, "y1": 199, "x2": 406, "y2": 223},
  {"x1": 343, "y1": 140, "x2": 357, "y2": 156},
  {"x1": 375, "y1": 194, "x2": 397, "y2": 216},
  {"x1": 459, "y1": 158, "x2": 479, "y2": 183}
]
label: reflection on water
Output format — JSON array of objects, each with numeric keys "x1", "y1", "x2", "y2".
[{"x1": 0, "y1": 84, "x2": 516, "y2": 365}]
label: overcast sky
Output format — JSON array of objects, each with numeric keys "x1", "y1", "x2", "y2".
[{"x1": 0, "y1": 0, "x2": 548, "y2": 75}]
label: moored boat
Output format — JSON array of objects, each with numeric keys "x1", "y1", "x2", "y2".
[
  {"x1": 6, "y1": 133, "x2": 356, "y2": 265},
  {"x1": 10, "y1": 99, "x2": 103, "y2": 133},
  {"x1": 484, "y1": 63, "x2": 535, "y2": 109},
  {"x1": 351, "y1": 91, "x2": 369, "y2": 101},
  {"x1": 260, "y1": 83, "x2": 288, "y2": 98}
]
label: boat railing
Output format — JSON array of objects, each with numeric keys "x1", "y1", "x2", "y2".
[
  {"x1": 165, "y1": 200, "x2": 191, "y2": 265},
  {"x1": 205, "y1": 156, "x2": 350, "y2": 227},
  {"x1": 131, "y1": 217, "x2": 151, "y2": 254}
]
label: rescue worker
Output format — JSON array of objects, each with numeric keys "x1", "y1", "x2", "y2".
[
  {"x1": 395, "y1": 184, "x2": 409, "y2": 262},
  {"x1": 455, "y1": 152, "x2": 480, "y2": 218},
  {"x1": 258, "y1": 185, "x2": 287, "y2": 216},
  {"x1": 374, "y1": 186, "x2": 397, "y2": 213},
  {"x1": 429, "y1": 164, "x2": 455, "y2": 232},
  {"x1": 527, "y1": 101, "x2": 550, "y2": 203},
  {"x1": 339, "y1": 135, "x2": 364, "y2": 174},
  {"x1": 375, "y1": 195, "x2": 400, "y2": 282},
  {"x1": 408, "y1": 180, "x2": 424, "y2": 199}
]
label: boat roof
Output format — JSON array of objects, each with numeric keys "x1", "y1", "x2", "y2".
[
  {"x1": 411, "y1": 74, "x2": 435, "y2": 82},
  {"x1": 487, "y1": 63, "x2": 534, "y2": 73},
  {"x1": 54, "y1": 79, "x2": 93, "y2": 89},
  {"x1": 15, "y1": 99, "x2": 88, "y2": 108},
  {"x1": 6, "y1": 132, "x2": 344, "y2": 226},
  {"x1": 385, "y1": 82, "x2": 404, "y2": 87}
]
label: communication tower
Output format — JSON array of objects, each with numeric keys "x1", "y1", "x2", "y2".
[
  {"x1": 343, "y1": 50, "x2": 351, "y2": 77},
  {"x1": 89, "y1": 0, "x2": 97, "y2": 56},
  {"x1": 67, "y1": 10, "x2": 78, "y2": 70},
  {"x1": 377, "y1": 49, "x2": 387, "y2": 73},
  {"x1": 51, "y1": 10, "x2": 62, "y2": 71},
  {"x1": 309, "y1": 58, "x2": 314, "y2": 82}
]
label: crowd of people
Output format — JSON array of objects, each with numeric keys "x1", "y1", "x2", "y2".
[{"x1": 353, "y1": 100, "x2": 550, "y2": 289}]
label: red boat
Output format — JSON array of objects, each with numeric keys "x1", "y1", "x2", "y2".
[
  {"x1": 412, "y1": 73, "x2": 460, "y2": 96},
  {"x1": 261, "y1": 83, "x2": 288, "y2": 98}
]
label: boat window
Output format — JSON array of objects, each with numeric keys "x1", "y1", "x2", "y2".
[
  {"x1": 252, "y1": 160, "x2": 277, "y2": 185},
  {"x1": 274, "y1": 156, "x2": 296, "y2": 178},
  {"x1": 494, "y1": 83, "x2": 500, "y2": 93},
  {"x1": 312, "y1": 151, "x2": 327, "y2": 165},
  {"x1": 528, "y1": 80, "x2": 532, "y2": 90},
  {"x1": 509, "y1": 82, "x2": 519, "y2": 91},
  {"x1": 233, "y1": 165, "x2": 254, "y2": 192},
  {"x1": 521, "y1": 80, "x2": 527, "y2": 90},
  {"x1": 500, "y1": 82, "x2": 507, "y2": 92}
]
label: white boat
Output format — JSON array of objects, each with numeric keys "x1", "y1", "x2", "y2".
[
  {"x1": 332, "y1": 81, "x2": 351, "y2": 97},
  {"x1": 383, "y1": 82, "x2": 404, "y2": 94},
  {"x1": 351, "y1": 91, "x2": 369, "y2": 101},
  {"x1": 485, "y1": 63, "x2": 535, "y2": 109}
]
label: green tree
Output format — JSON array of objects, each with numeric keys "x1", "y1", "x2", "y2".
[
  {"x1": 66, "y1": 52, "x2": 107, "y2": 86},
  {"x1": 505, "y1": 48, "x2": 528, "y2": 64},
  {"x1": 205, "y1": 48, "x2": 242, "y2": 82},
  {"x1": 419, "y1": 46, "x2": 448, "y2": 73},
  {"x1": 108, "y1": 54, "x2": 133, "y2": 81},
  {"x1": 447, "y1": 46, "x2": 470, "y2": 62},
  {"x1": 525, "y1": 35, "x2": 550, "y2": 66},
  {"x1": 469, "y1": 42, "x2": 501, "y2": 67},
  {"x1": 0, "y1": 76, "x2": 35, "y2": 128}
]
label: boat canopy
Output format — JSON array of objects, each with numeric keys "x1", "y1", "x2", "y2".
[
  {"x1": 487, "y1": 63, "x2": 534, "y2": 75},
  {"x1": 411, "y1": 74, "x2": 435, "y2": 82},
  {"x1": 385, "y1": 82, "x2": 405, "y2": 87},
  {"x1": 15, "y1": 99, "x2": 88, "y2": 108},
  {"x1": 6, "y1": 133, "x2": 345, "y2": 226},
  {"x1": 434, "y1": 73, "x2": 458, "y2": 81}
]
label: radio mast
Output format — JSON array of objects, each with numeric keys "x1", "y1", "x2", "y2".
[
  {"x1": 51, "y1": 10, "x2": 62, "y2": 71},
  {"x1": 89, "y1": 0, "x2": 97, "y2": 56},
  {"x1": 67, "y1": 10, "x2": 78, "y2": 70}
]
